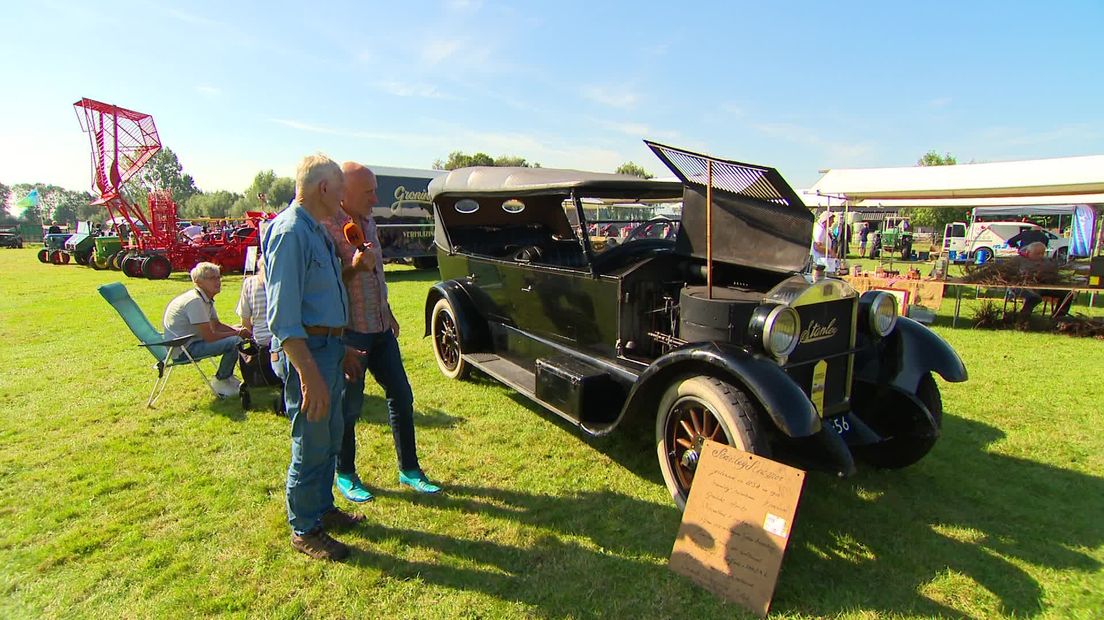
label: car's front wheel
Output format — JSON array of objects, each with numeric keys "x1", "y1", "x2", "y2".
[
  {"x1": 430, "y1": 297, "x2": 470, "y2": 380},
  {"x1": 656, "y1": 376, "x2": 769, "y2": 510},
  {"x1": 855, "y1": 373, "x2": 942, "y2": 469}
]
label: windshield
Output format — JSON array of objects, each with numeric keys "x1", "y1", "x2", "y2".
[{"x1": 563, "y1": 198, "x2": 682, "y2": 257}]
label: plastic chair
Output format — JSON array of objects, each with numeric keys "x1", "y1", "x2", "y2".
[{"x1": 97, "y1": 282, "x2": 221, "y2": 407}]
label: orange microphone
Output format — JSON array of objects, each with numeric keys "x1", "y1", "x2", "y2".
[{"x1": 342, "y1": 221, "x2": 367, "y2": 251}]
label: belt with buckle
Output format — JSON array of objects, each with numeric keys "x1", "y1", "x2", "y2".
[{"x1": 304, "y1": 325, "x2": 344, "y2": 337}]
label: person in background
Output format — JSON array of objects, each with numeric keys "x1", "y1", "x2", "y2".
[
  {"x1": 1007, "y1": 227, "x2": 1049, "y2": 251},
  {"x1": 322, "y1": 161, "x2": 442, "y2": 503},
  {"x1": 263, "y1": 153, "x2": 364, "y2": 562},
  {"x1": 811, "y1": 211, "x2": 836, "y2": 268},
  {"x1": 162, "y1": 261, "x2": 248, "y2": 397},
  {"x1": 859, "y1": 223, "x2": 870, "y2": 258},
  {"x1": 1011, "y1": 242, "x2": 1071, "y2": 319}
]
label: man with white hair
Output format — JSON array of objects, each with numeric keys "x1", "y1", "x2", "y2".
[
  {"x1": 162, "y1": 261, "x2": 249, "y2": 396},
  {"x1": 262, "y1": 153, "x2": 364, "y2": 561}
]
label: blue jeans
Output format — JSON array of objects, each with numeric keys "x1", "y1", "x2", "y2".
[
  {"x1": 340, "y1": 329, "x2": 419, "y2": 473},
  {"x1": 183, "y1": 336, "x2": 241, "y2": 380},
  {"x1": 282, "y1": 335, "x2": 345, "y2": 535}
]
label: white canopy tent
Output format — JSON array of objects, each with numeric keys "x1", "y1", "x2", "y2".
[{"x1": 810, "y1": 155, "x2": 1104, "y2": 201}]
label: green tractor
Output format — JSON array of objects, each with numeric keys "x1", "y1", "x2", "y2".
[
  {"x1": 879, "y1": 217, "x2": 914, "y2": 260},
  {"x1": 63, "y1": 221, "x2": 98, "y2": 265},
  {"x1": 88, "y1": 235, "x2": 124, "y2": 270}
]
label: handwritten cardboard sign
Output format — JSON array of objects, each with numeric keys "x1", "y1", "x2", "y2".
[{"x1": 668, "y1": 440, "x2": 806, "y2": 617}]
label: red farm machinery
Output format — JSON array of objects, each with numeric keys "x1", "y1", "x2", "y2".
[{"x1": 74, "y1": 97, "x2": 268, "y2": 279}]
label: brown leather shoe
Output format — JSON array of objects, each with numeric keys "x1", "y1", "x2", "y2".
[
  {"x1": 291, "y1": 529, "x2": 349, "y2": 561},
  {"x1": 321, "y1": 508, "x2": 366, "y2": 530}
]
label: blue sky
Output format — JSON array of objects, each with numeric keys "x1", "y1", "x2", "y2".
[{"x1": 2, "y1": 0, "x2": 1102, "y2": 196}]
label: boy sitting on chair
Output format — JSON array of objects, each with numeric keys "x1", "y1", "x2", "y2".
[{"x1": 163, "y1": 261, "x2": 250, "y2": 397}]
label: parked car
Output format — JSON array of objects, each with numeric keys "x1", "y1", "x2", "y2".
[
  {"x1": 942, "y1": 221, "x2": 1069, "y2": 263},
  {"x1": 423, "y1": 141, "x2": 967, "y2": 508},
  {"x1": 0, "y1": 227, "x2": 22, "y2": 249}
]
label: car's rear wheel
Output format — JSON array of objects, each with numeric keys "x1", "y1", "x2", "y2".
[
  {"x1": 972, "y1": 247, "x2": 993, "y2": 264},
  {"x1": 430, "y1": 297, "x2": 470, "y2": 380},
  {"x1": 656, "y1": 376, "x2": 769, "y2": 510},
  {"x1": 855, "y1": 373, "x2": 942, "y2": 469},
  {"x1": 37, "y1": 249, "x2": 50, "y2": 263}
]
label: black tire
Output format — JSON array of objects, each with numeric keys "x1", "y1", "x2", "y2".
[
  {"x1": 142, "y1": 254, "x2": 172, "y2": 280},
  {"x1": 972, "y1": 247, "x2": 993, "y2": 264},
  {"x1": 430, "y1": 297, "x2": 470, "y2": 380},
  {"x1": 107, "y1": 252, "x2": 122, "y2": 270},
  {"x1": 89, "y1": 254, "x2": 107, "y2": 270},
  {"x1": 37, "y1": 248, "x2": 49, "y2": 263},
  {"x1": 856, "y1": 373, "x2": 942, "y2": 469},
  {"x1": 656, "y1": 376, "x2": 769, "y2": 510},
  {"x1": 1057, "y1": 247, "x2": 1069, "y2": 263},
  {"x1": 122, "y1": 255, "x2": 144, "y2": 278}
]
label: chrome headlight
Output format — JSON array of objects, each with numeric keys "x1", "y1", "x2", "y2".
[
  {"x1": 751, "y1": 304, "x2": 800, "y2": 360},
  {"x1": 868, "y1": 291, "x2": 898, "y2": 336}
]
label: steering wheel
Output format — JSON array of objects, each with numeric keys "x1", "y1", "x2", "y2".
[{"x1": 626, "y1": 217, "x2": 676, "y2": 242}]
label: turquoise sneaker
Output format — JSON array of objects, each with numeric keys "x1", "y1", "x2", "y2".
[
  {"x1": 335, "y1": 472, "x2": 374, "y2": 503},
  {"x1": 399, "y1": 469, "x2": 442, "y2": 494}
]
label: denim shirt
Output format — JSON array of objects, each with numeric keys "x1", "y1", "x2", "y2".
[{"x1": 262, "y1": 202, "x2": 348, "y2": 349}]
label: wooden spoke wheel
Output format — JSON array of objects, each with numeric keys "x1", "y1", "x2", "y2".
[{"x1": 656, "y1": 376, "x2": 768, "y2": 510}]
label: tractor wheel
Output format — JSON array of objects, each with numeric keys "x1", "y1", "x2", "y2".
[
  {"x1": 142, "y1": 254, "x2": 172, "y2": 280},
  {"x1": 60, "y1": 252, "x2": 71, "y2": 264},
  {"x1": 656, "y1": 376, "x2": 770, "y2": 510},
  {"x1": 74, "y1": 250, "x2": 90, "y2": 265},
  {"x1": 50, "y1": 251, "x2": 65, "y2": 264},
  {"x1": 106, "y1": 252, "x2": 120, "y2": 270},
  {"x1": 37, "y1": 249, "x2": 49, "y2": 263},
  {"x1": 123, "y1": 255, "x2": 145, "y2": 278},
  {"x1": 89, "y1": 254, "x2": 107, "y2": 270}
]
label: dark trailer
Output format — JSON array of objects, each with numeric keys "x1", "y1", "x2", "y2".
[
  {"x1": 423, "y1": 142, "x2": 967, "y2": 508},
  {"x1": 371, "y1": 165, "x2": 447, "y2": 269}
]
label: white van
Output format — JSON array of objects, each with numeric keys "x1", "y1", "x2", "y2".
[{"x1": 942, "y1": 221, "x2": 1069, "y2": 263}]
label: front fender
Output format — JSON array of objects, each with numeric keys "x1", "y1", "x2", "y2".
[
  {"x1": 422, "y1": 280, "x2": 489, "y2": 352},
  {"x1": 618, "y1": 342, "x2": 821, "y2": 438},
  {"x1": 854, "y1": 316, "x2": 968, "y2": 394}
]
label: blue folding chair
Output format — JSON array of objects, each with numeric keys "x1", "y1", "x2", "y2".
[{"x1": 98, "y1": 282, "x2": 222, "y2": 407}]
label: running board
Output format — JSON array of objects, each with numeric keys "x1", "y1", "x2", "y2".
[{"x1": 463, "y1": 353, "x2": 585, "y2": 430}]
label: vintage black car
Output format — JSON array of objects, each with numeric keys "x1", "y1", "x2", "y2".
[
  {"x1": 423, "y1": 142, "x2": 967, "y2": 508},
  {"x1": 0, "y1": 227, "x2": 23, "y2": 249}
]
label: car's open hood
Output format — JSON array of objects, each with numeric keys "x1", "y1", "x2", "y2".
[{"x1": 647, "y1": 141, "x2": 813, "y2": 274}]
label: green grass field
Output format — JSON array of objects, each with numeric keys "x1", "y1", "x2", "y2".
[{"x1": 1, "y1": 247, "x2": 1101, "y2": 619}]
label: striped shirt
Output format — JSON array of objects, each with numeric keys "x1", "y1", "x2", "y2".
[
  {"x1": 236, "y1": 275, "x2": 272, "y2": 347},
  {"x1": 322, "y1": 211, "x2": 390, "y2": 334}
]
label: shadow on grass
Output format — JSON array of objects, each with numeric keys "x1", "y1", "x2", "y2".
[
  {"x1": 347, "y1": 485, "x2": 709, "y2": 618},
  {"x1": 360, "y1": 398, "x2": 1102, "y2": 617},
  {"x1": 355, "y1": 394, "x2": 463, "y2": 430},
  {"x1": 777, "y1": 413, "x2": 1103, "y2": 618}
]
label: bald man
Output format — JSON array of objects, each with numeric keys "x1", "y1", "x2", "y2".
[{"x1": 321, "y1": 162, "x2": 441, "y2": 503}]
